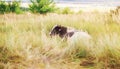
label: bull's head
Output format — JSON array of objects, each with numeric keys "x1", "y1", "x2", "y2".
[{"x1": 49, "y1": 25, "x2": 67, "y2": 38}]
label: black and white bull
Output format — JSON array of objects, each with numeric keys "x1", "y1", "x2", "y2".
[{"x1": 49, "y1": 25, "x2": 91, "y2": 40}]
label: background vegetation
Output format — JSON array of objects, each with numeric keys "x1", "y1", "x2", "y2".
[
  {"x1": 0, "y1": 0, "x2": 55, "y2": 14},
  {"x1": 29, "y1": 0, "x2": 55, "y2": 14}
]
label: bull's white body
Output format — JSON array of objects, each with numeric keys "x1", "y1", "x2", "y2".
[
  {"x1": 67, "y1": 31, "x2": 92, "y2": 46},
  {"x1": 65, "y1": 31, "x2": 92, "y2": 55},
  {"x1": 67, "y1": 27, "x2": 91, "y2": 41}
]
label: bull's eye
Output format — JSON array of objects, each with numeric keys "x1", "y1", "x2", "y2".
[{"x1": 58, "y1": 29, "x2": 61, "y2": 31}]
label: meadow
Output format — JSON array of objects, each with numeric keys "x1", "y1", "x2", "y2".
[{"x1": 0, "y1": 11, "x2": 120, "y2": 69}]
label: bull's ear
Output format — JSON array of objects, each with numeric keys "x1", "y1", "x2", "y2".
[
  {"x1": 56, "y1": 24, "x2": 61, "y2": 27},
  {"x1": 53, "y1": 24, "x2": 59, "y2": 28}
]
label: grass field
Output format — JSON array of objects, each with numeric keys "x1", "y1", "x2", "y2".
[{"x1": 0, "y1": 12, "x2": 120, "y2": 69}]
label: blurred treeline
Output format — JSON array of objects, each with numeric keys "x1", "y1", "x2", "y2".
[{"x1": 0, "y1": 0, "x2": 120, "y2": 14}]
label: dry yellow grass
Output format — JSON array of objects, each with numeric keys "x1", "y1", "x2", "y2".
[{"x1": 0, "y1": 12, "x2": 120, "y2": 69}]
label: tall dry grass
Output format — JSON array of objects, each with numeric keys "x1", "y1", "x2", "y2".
[{"x1": 0, "y1": 12, "x2": 120, "y2": 69}]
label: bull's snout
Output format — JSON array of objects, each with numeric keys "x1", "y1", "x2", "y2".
[
  {"x1": 49, "y1": 32, "x2": 52, "y2": 36},
  {"x1": 49, "y1": 32, "x2": 54, "y2": 37}
]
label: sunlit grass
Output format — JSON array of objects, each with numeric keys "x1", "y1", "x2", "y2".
[{"x1": 0, "y1": 12, "x2": 120, "y2": 69}]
